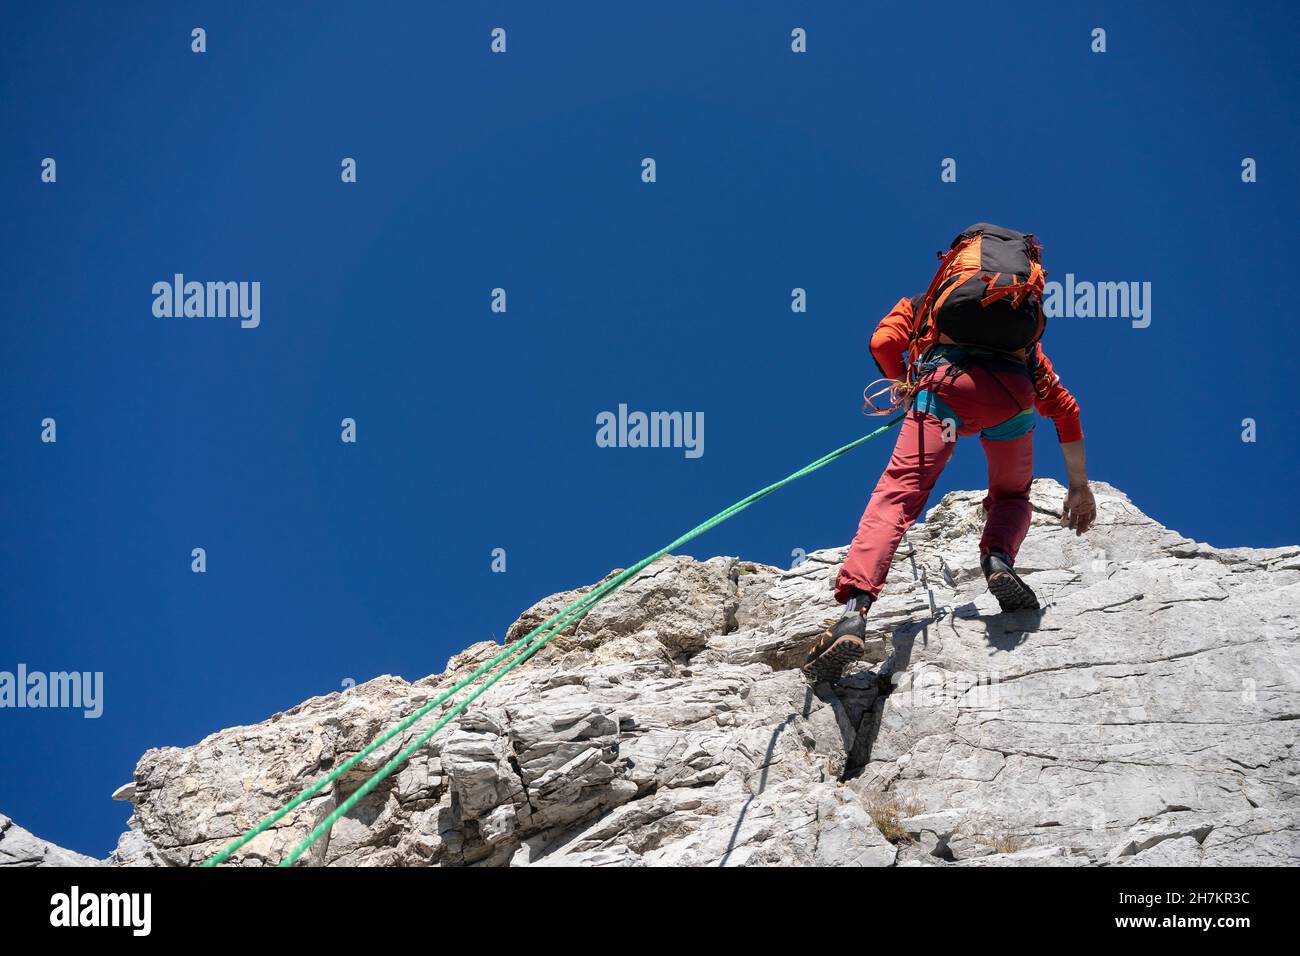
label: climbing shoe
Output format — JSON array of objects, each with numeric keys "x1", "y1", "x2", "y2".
[
  {"x1": 981, "y1": 548, "x2": 1039, "y2": 612},
  {"x1": 803, "y1": 603, "x2": 870, "y2": 683}
]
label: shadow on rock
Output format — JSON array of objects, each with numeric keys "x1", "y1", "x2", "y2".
[
  {"x1": 719, "y1": 685, "x2": 815, "y2": 866},
  {"x1": 950, "y1": 601, "x2": 1049, "y2": 652}
]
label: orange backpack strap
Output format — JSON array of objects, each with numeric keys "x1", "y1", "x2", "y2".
[
  {"x1": 979, "y1": 260, "x2": 1046, "y2": 309},
  {"x1": 905, "y1": 237, "x2": 979, "y2": 384}
]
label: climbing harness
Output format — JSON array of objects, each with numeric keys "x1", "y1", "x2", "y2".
[
  {"x1": 865, "y1": 343, "x2": 1037, "y2": 420},
  {"x1": 203, "y1": 413, "x2": 905, "y2": 867}
]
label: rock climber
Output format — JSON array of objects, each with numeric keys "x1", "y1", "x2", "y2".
[{"x1": 804, "y1": 223, "x2": 1097, "y2": 683}]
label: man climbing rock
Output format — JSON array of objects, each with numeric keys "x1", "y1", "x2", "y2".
[{"x1": 805, "y1": 224, "x2": 1097, "y2": 683}]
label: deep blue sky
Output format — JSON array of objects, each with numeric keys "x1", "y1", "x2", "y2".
[{"x1": 3, "y1": 2, "x2": 1298, "y2": 856}]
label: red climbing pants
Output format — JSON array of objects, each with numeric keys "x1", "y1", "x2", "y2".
[{"x1": 834, "y1": 359, "x2": 1037, "y2": 603}]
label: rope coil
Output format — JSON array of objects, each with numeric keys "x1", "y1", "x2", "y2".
[{"x1": 861, "y1": 377, "x2": 914, "y2": 415}]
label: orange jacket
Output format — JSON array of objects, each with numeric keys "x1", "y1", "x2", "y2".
[{"x1": 869, "y1": 296, "x2": 1084, "y2": 444}]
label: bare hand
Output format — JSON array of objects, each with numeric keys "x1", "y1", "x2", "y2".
[{"x1": 1061, "y1": 484, "x2": 1096, "y2": 535}]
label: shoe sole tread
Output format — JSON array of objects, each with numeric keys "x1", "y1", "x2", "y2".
[
  {"x1": 988, "y1": 571, "x2": 1040, "y2": 611},
  {"x1": 803, "y1": 635, "x2": 866, "y2": 684}
]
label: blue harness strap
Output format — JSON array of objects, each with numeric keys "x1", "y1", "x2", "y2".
[
  {"x1": 913, "y1": 389, "x2": 962, "y2": 429},
  {"x1": 914, "y1": 391, "x2": 1033, "y2": 439},
  {"x1": 980, "y1": 406, "x2": 1036, "y2": 441}
]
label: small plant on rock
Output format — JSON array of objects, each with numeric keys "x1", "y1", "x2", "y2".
[{"x1": 866, "y1": 794, "x2": 925, "y2": 843}]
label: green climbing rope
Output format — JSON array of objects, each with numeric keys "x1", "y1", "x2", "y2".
[{"x1": 203, "y1": 413, "x2": 904, "y2": 867}]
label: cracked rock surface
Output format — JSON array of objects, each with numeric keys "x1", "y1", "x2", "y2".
[{"x1": 7, "y1": 480, "x2": 1298, "y2": 866}]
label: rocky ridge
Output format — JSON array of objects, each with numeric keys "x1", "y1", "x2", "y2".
[{"x1": 4, "y1": 479, "x2": 1297, "y2": 867}]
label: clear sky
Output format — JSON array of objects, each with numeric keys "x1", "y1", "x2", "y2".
[{"x1": 3, "y1": 1, "x2": 1298, "y2": 856}]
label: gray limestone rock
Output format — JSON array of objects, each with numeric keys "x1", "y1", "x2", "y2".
[{"x1": 10, "y1": 479, "x2": 1298, "y2": 867}]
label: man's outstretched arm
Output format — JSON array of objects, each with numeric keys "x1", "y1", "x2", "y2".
[
  {"x1": 1059, "y1": 439, "x2": 1096, "y2": 535},
  {"x1": 1030, "y1": 343, "x2": 1095, "y2": 535}
]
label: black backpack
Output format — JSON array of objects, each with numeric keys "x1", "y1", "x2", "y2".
[{"x1": 909, "y1": 223, "x2": 1048, "y2": 362}]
